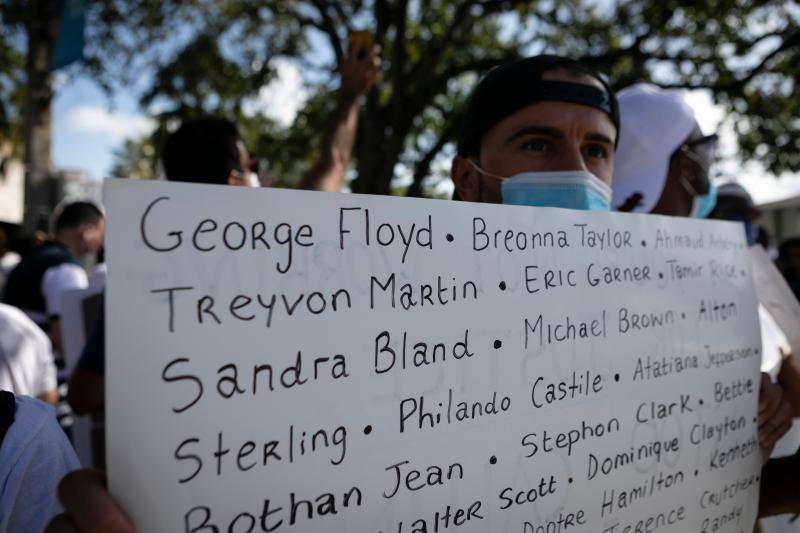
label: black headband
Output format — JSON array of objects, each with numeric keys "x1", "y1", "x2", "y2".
[
  {"x1": 456, "y1": 55, "x2": 620, "y2": 157},
  {"x1": 523, "y1": 80, "x2": 615, "y2": 117}
]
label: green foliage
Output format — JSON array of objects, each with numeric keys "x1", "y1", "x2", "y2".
[
  {"x1": 535, "y1": 0, "x2": 800, "y2": 175},
  {"x1": 241, "y1": 87, "x2": 337, "y2": 188},
  {"x1": 0, "y1": 1, "x2": 27, "y2": 157},
  {"x1": 109, "y1": 135, "x2": 158, "y2": 179},
  {"x1": 3, "y1": 0, "x2": 800, "y2": 192}
]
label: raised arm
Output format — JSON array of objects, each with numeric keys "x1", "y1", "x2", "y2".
[{"x1": 298, "y1": 42, "x2": 380, "y2": 192}]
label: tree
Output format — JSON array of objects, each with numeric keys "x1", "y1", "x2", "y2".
[
  {"x1": 535, "y1": 0, "x2": 800, "y2": 175},
  {"x1": 4, "y1": 1, "x2": 800, "y2": 198},
  {"x1": 87, "y1": 1, "x2": 541, "y2": 194},
  {"x1": 0, "y1": 4, "x2": 26, "y2": 158},
  {"x1": 109, "y1": 136, "x2": 158, "y2": 180},
  {"x1": 2, "y1": 0, "x2": 62, "y2": 229}
]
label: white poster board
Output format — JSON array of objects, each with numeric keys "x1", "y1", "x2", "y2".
[
  {"x1": 105, "y1": 180, "x2": 763, "y2": 533},
  {"x1": 749, "y1": 245, "x2": 800, "y2": 358}
]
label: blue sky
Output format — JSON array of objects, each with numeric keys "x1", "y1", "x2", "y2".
[
  {"x1": 51, "y1": 56, "x2": 310, "y2": 180},
  {"x1": 52, "y1": 75, "x2": 150, "y2": 179}
]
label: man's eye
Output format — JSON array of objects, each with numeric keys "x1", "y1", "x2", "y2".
[
  {"x1": 522, "y1": 139, "x2": 549, "y2": 153},
  {"x1": 584, "y1": 144, "x2": 609, "y2": 159}
]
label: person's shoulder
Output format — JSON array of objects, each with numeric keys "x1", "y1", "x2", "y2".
[
  {"x1": 0, "y1": 395, "x2": 79, "y2": 531},
  {"x1": 6, "y1": 395, "x2": 56, "y2": 441},
  {"x1": 0, "y1": 302, "x2": 29, "y2": 322},
  {"x1": 42, "y1": 262, "x2": 88, "y2": 289},
  {"x1": 0, "y1": 303, "x2": 49, "y2": 343},
  {"x1": 1, "y1": 395, "x2": 76, "y2": 467},
  {"x1": 0, "y1": 303, "x2": 41, "y2": 333}
]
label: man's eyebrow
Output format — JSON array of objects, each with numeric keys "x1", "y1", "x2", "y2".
[
  {"x1": 505, "y1": 126, "x2": 563, "y2": 145},
  {"x1": 586, "y1": 132, "x2": 615, "y2": 145}
]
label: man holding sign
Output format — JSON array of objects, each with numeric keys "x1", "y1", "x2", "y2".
[
  {"x1": 47, "y1": 53, "x2": 623, "y2": 532},
  {"x1": 48, "y1": 54, "x2": 781, "y2": 533}
]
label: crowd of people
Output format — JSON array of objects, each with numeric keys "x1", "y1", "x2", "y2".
[{"x1": 1, "y1": 40, "x2": 799, "y2": 532}]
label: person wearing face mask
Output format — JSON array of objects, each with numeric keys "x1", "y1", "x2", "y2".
[
  {"x1": 45, "y1": 54, "x2": 623, "y2": 533},
  {"x1": 38, "y1": 54, "x2": 778, "y2": 532},
  {"x1": 450, "y1": 55, "x2": 618, "y2": 210},
  {"x1": 610, "y1": 86, "x2": 794, "y2": 530},
  {"x1": 611, "y1": 84, "x2": 719, "y2": 218},
  {"x1": 160, "y1": 117, "x2": 261, "y2": 187},
  {"x1": 709, "y1": 182, "x2": 762, "y2": 246}
]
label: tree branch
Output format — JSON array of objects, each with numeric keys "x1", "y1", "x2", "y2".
[
  {"x1": 406, "y1": 120, "x2": 458, "y2": 197},
  {"x1": 327, "y1": 1, "x2": 352, "y2": 34},
  {"x1": 651, "y1": 30, "x2": 800, "y2": 92},
  {"x1": 309, "y1": 0, "x2": 344, "y2": 63},
  {"x1": 389, "y1": 0, "x2": 408, "y2": 90},
  {"x1": 721, "y1": 31, "x2": 800, "y2": 91}
]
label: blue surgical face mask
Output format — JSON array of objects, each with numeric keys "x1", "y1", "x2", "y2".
[
  {"x1": 470, "y1": 162, "x2": 612, "y2": 211},
  {"x1": 689, "y1": 179, "x2": 717, "y2": 219},
  {"x1": 501, "y1": 171, "x2": 612, "y2": 211}
]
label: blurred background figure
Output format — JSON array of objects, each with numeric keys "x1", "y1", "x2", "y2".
[
  {"x1": 0, "y1": 390, "x2": 80, "y2": 532},
  {"x1": 0, "y1": 303, "x2": 57, "y2": 404},
  {"x1": 611, "y1": 82, "x2": 792, "y2": 458},
  {"x1": 0, "y1": 224, "x2": 21, "y2": 296},
  {"x1": 709, "y1": 181, "x2": 762, "y2": 245},
  {"x1": 2, "y1": 201, "x2": 103, "y2": 353},
  {"x1": 612, "y1": 83, "x2": 718, "y2": 218},
  {"x1": 160, "y1": 39, "x2": 379, "y2": 193},
  {"x1": 778, "y1": 238, "x2": 800, "y2": 301}
]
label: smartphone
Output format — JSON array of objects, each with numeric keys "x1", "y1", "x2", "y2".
[{"x1": 347, "y1": 30, "x2": 373, "y2": 60}]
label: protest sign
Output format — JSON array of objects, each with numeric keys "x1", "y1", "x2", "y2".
[
  {"x1": 105, "y1": 179, "x2": 762, "y2": 533},
  {"x1": 749, "y1": 245, "x2": 800, "y2": 358}
]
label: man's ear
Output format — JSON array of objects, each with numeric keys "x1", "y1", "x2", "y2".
[{"x1": 451, "y1": 155, "x2": 480, "y2": 202}]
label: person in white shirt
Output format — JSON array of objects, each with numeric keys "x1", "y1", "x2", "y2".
[
  {"x1": 2, "y1": 202, "x2": 104, "y2": 353},
  {"x1": 0, "y1": 225, "x2": 20, "y2": 296},
  {"x1": 0, "y1": 303, "x2": 57, "y2": 404}
]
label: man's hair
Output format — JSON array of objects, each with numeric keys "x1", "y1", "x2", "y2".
[
  {"x1": 54, "y1": 202, "x2": 103, "y2": 233},
  {"x1": 162, "y1": 117, "x2": 242, "y2": 184}
]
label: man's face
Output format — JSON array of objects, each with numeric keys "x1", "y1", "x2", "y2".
[
  {"x1": 651, "y1": 135, "x2": 714, "y2": 218},
  {"x1": 59, "y1": 220, "x2": 105, "y2": 258},
  {"x1": 451, "y1": 69, "x2": 617, "y2": 203}
]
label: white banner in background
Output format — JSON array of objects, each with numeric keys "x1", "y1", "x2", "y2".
[{"x1": 105, "y1": 179, "x2": 762, "y2": 533}]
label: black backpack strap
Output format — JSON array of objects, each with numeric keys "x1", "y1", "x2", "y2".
[{"x1": 0, "y1": 391, "x2": 16, "y2": 446}]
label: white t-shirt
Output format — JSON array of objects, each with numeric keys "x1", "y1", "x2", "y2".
[
  {"x1": 42, "y1": 263, "x2": 88, "y2": 318},
  {"x1": 0, "y1": 252, "x2": 20, "y2": 276},
  {"x1": 0, "y1": 304, "x2": 57, "y2": 398},
  {"x1": 0, "y1": 395, "x2": 80, "y2": 532},
  {"x1": 87, "y1": 263, "x2": 107, "y2": 291}
]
